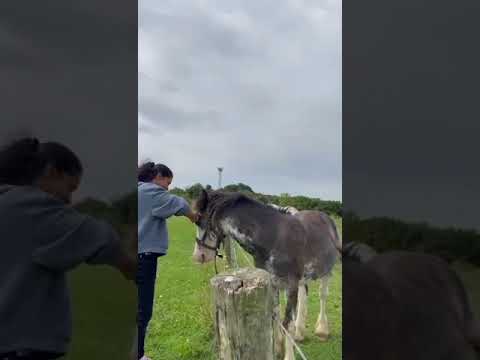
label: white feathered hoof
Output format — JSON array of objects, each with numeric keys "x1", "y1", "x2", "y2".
[
  {"x1": 315, "y1": 321, "x2": 329, "y2": 341},
  {"x1": 293, "y1": 330, "x2": 305, "y2": 342}
]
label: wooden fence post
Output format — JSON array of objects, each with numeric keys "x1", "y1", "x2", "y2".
[
  {"x1": 211, "y1": 268, "x2": 277, "y2": 360},
  {"x1": 223, "y1": 237, "x2": 238, "y2": 270}
]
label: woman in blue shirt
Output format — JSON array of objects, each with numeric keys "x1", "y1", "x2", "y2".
[{"x1": 137, "y1": 162, "x2": 198, "y2": 360}]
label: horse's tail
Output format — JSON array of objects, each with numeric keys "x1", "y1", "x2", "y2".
[
  {"x1": 325, "y1": 214, "x2": 342, "y2": 258},
  {"x1": 446, "y1": 263, "x2": 480, "y2": 350}
]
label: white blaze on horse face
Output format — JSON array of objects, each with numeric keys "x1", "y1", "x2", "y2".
[{"x1": 192, "y1": 226, "x2": 216, "y2": 264}]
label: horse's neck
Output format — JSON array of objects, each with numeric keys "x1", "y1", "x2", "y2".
[{"x1": 218, "y1": 209, "x2": 260, "y2": 257}]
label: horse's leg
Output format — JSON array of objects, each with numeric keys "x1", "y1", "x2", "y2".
[
  {"x1": 294, "y1": 278, "x2": 308, "y2": 341},
  {"x1": 283, "y1": 281, "x2": 299, "y2": 360},
  {"x1": 315, "y1": 274, "x2": 330, "y2": 340}
]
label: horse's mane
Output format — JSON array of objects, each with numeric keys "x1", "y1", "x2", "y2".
[{"x1": 204, "y1": 191, "x2": 274, "y2": 234}]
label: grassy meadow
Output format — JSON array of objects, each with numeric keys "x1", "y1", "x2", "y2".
[
  {"x1": 145, "y1": 216, "x2": 343, "y2": 360},
  {"x1": 62, "y1": 265, "x2": 137, "y2": 360},
  {"x1": 57, "y1": 215, "x2": 480, "y2": 360}
]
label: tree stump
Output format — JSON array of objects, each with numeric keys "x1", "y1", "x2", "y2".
[{"x1": 211, "y1": 268, "x2": 277, "y2": 360}]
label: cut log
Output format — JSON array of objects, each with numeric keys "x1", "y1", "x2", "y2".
[{"x1": 211, "y1": 268, "x2": 277, "y2": 360}]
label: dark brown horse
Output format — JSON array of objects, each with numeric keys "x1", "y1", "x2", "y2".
[
  {"x1": 343, "y1": 244, "x2": 480, "y2": 360},
  {"x1": 191, "y1": 190, "x2": 340, "y2": 360}
]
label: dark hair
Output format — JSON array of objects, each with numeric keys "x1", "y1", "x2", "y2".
[
  {"x1": 0, "y1": 137, "x2": 83, "y2": 186},
  {"x1": 138, "y1": 162, "x2": 173, "y2": 182}
]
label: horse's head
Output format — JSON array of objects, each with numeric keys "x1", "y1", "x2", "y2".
[{"x1": 192, "y1": 189, "x2": 219, "y2": 264}]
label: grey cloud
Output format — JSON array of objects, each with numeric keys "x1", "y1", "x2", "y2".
[
  {"x1": 343, "y1": 0, "x2": 480, "y2": 229},
  {"x1": 0, "y1": 2, "x2": 135, "y2": 68},
  {"x1": 139, "y1": 99, "x2": 224, "y2": 133},
  {"x1": 1, "y1": 1, "x2": 137, "y2": 201},
  {"x1": 139, "y1": 0, "x2": 341, "y2": 200}
]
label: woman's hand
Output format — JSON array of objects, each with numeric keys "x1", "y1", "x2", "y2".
[{"x1": 186, "y1": 211, "x2": 200, "y2": 224}]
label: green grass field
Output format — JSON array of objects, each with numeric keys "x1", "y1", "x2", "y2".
[
  {"x1": 145, "y1": 216, "x2": 343, "y2": 360},
  {"x1": 63, "y1": 265, "x2": 137, "y2": 360},
  {"x1": 58, "y1": 216, "x2": 480, "y2": 360}
]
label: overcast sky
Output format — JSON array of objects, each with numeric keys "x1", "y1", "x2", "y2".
[
  {"x1": 1, "y1": 1, "x2": 137, "y2": 202},
  {"x1": 139, "y1": 0, "x2": 342, "y2": 201},
  {"x1": 343, "y1": 0, "x2": 480, "y2": 231}
]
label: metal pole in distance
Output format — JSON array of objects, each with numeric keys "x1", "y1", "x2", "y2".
[{"x1": 217, "y1": 167, "x2": 223, "y2": 189}]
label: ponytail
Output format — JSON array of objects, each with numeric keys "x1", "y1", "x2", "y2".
[
  {"x1": 0, "y1": 137, "x2": 83, "y2": 185},
  {"x1": 138, "y1": 162, "x2": 173, "y2": 182}
]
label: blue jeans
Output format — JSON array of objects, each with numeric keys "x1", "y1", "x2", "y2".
[{"x1": 136, "y1": 253, "x2": 161, "y2": 359}]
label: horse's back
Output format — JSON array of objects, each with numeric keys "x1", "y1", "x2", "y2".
[
  {"x1": 367, "y1": 251, "x2": 478, "y2": 358},
  {"x1": 294, "y1": 210, "x2": 339, "y2": 279},
  {"x1": 371, "y1": 252, "x2": 474, "y2": 324},
  {"x1": 344, "y1": 255, "x2": 479, "y2": 360},
  {"x1": 343, "y1": 252, "x2": 477, "y2": 360}
]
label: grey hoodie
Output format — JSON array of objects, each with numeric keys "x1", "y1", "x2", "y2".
[
  {"x1": 137, "y1": 182, "x2": 191, "y2": 255},
  {"x1": 0, "y1": 185, "x2": 123, "y2": 354}
]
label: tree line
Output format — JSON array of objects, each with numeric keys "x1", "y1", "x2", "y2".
[
  {"x1": 73, "y1": 187, "x2": 480, "y2": 266},
  {"x1": 170, "y1": 182, "x2": 342, "y2": 217},
  {"x1": 72, "y1": 182, "x2": 342, "y2": 231},
  {"x1": 344, "y1": 211, "x2": 480, "y2": 266}
]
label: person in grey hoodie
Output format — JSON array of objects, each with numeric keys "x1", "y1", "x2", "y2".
[
  {"x1": 137, "y1": 162, "x2": 198, "y2": 360},
  {"x1": 0, "y1": 138, "x2": 137, "y2": 360}
]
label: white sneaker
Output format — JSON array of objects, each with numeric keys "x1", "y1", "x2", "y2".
[{"x1": 140, "y1": 356, "x2": 152, "y2": 360}]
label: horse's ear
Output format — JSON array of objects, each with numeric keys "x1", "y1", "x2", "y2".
[{"x1": 196, "y1": 188, "x2": 209, "y2": 212}]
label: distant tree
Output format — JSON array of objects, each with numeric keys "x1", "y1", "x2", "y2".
[
  {"x1": 175, "y1": 182, "x2": 343, "y2": 217},
  {"x1": 278, "y1": 193, "x2": 291, "y2": 207},
  {"x1": 74, "y1": 198, "x2": 111, "y2": 216},
  {"x1": 342, "y1": 215, "x2": 480, "y2": 266},
  {"x1": 111, "y1": 191, "x2": 137, "y2": 224},
  {"x1": 74, "y1": 191, "x2": 137, "y2": 233},
  {"x1": 185, "y1": 183, "x2": 204, "y2": 199},
  {"x1": 237, "y1": 183, "x2": 254, "y2": 192},
  {"x1": 74, "y1": 197, "x2": 116, "y2": 225},
  {"x1": 224, "y1": 183, "x2": 254, "y2": 193},
  {"x1": 170, "y1": 187, "x2": 187, "y2": 198}
]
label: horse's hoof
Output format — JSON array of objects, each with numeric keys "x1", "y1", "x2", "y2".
[
  {"x1": 315, "y1": 330, "x2": 329, "y2": 341},
  {"x1": 293, "y1": 333, "x2": 305, "y2": 342}
]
